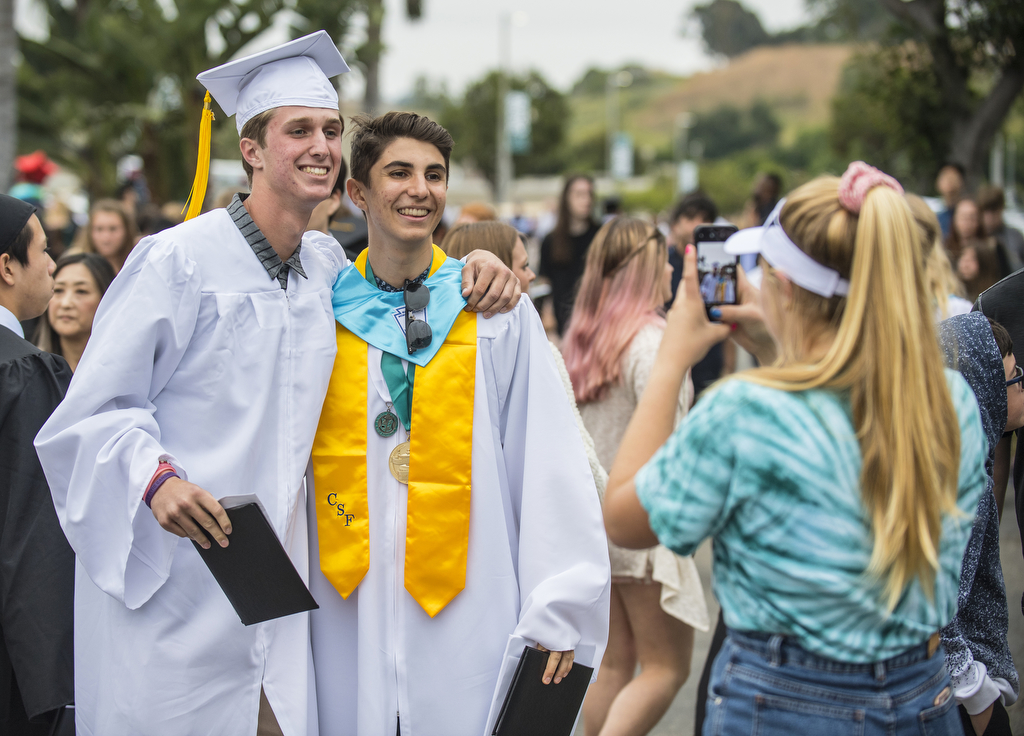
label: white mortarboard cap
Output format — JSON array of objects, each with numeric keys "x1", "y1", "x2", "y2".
[
  {"x1": 724, "y1": 199, "x2": 850, "y2": 298},
  {"x1": 197, "y1": 30, "x2": 350, "y2": 134}
]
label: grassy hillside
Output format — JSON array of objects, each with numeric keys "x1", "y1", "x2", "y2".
[{"x1": 568, "y1": 44, "x2": 856, "y2": 154}]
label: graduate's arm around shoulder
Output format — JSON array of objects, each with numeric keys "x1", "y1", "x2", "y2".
[
  {"x1": 486, "y1": 296, "x2": 611, "y2": 681},
  {"x1": 460, "y1": 249, "x2": 521, "y2": 317},
  {"x1": 34, "y1": 233, "x2": 212, "y2": 608}
]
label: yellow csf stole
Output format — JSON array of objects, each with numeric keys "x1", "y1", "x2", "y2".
[{"x1": 312, "y1": 252, "x2": 477, "y2": 617}]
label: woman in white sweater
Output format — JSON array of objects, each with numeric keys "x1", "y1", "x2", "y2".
[{"x1": 563, "y1": 217, "x2": 708, "y2": 736}]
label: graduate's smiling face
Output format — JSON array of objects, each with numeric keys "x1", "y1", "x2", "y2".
[
  {"x1": 348, "y1": 137, "x2": 447, "y2": 251},
  {"x1": 244, "y1": 106, "x2": 342, "y2": 209}
]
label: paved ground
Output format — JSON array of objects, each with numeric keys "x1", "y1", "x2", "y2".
[{"x1": 579, "y1": 483, "x2": 1024, "y2": 735}]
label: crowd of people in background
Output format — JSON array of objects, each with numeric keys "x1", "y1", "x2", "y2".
[{"x1": 5, "y1": 114, "x2": 1024, "y2": 736}]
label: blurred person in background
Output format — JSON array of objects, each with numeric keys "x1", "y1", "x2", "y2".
[
  {"x1": 937, "y1": 314, "x2": 1020, "y2": 736},
  {"x1": 305, "y1": 157, "x2": 368, "y2": 262},
  {"x1": 442, "y1": 221, "x2": 535, "y2": 293},
  {"x1": 745, "y1": 172, "x2": 782, "y2": 227},
  {"x1": 442, "y1": 220, "x2": 605, "y2": 496},
  {"x1": 136, "y1": 203, "x2": 177, "y2": 238},
  {"x1": 604, "y1": 162, "x2": 986, "y2": 736},
  {"x1": 540, "y1": 174, "x2": 600, "y2": 335},
  {"x1": 563, "y1": 217, "x2": 708, "y2": 736},
  {"x1": 936, "y1": 162, "x2": 966, "y2": 239},
  {"x1": 69, "y1": 199, "x2": 139, "y2": 274},
  {"x1": 452, "y1": 201, "x2": 496, "y2": 226},
  {"x1": 34, "y1": 253, "x2": 115, "y2": 372},
  {"x1": 666, "y1": 193, "x2": 727, "y2": 397},
  {"x1": 973, "y1": 230, "x2": 1024, "y2": 526},
  {"x1": 602, "y1": 195, "x2": 622, "y2": 224},
  {"x1": 948, "y1": 198, "x2": 1011, "y2": 301},
  {"x1": 0, "y1": 194, "x2": 74, "y2": 736},
  {"x1": 978, "y1": 186, "x2": 1024, "y2": 271},
  {"x1": 906, "y1": 194, "x2": 972, "y2": 320}
]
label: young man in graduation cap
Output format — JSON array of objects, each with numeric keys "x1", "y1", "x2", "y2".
[
  {"x1": 35, "y1": 32, "x2": 518, "y2": 736},
  {"x1": 0, "y1": 194, "x2": 74, "y2": 736},
  {"x1": 307, "y1": 112, "x2": 611, "y2": 735}
]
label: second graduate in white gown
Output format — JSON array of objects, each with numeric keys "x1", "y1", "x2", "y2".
[{"x1": 309, "y1": 245, "x2": 611, "y2": 734}]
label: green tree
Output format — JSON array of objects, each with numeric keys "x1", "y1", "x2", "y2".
[
  {"x1": 0, "y1": 0, "x2": 16, "y2": 191},
  {"x1": 875, "y1": 0, "x2": 1024, "y2": 186},
  {"x1": 690, "y1": 0, "x2": 770, "y2": 58},
  {"x1": 829, "y1": 44, "x2": 948, "y2": 191},
  {"x1": 440, "y1": 70, "x2": 568, "y2": 191},
  {"x1": 690, "y1": 101, "x2": 780, "y2": 159},
  {"x1": 358, "y1": 0, "x2": 423, "y2": 114},
  {"x1": 17, "y1": 0, "x2": 358, "y2": 201}
]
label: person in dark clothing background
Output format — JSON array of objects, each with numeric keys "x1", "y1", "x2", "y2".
[
  {"x1": 938, "y1": 314, "x2": 1020, "y2": 736},
  {"x1": 665, "y1": 192, "x2": 725, "y2": 397},
  {"x1": 0, "y1": 193, "x2": 74, "y2": 735},
  {"x1": 540, "y1": 174, "x2": 600, "y2": 335}
]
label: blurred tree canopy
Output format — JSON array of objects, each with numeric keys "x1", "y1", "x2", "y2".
[
  {"x1": 690, "y1": 101, "x2": 780, "y2": 159},
  {"x1": 830, "y1": 43, "x2": 949, "y2": 191},
  {"x1": 17, "y1": 0, "x2": 358, "y2": 201},
  {"x1": 440, "y1": 70, "x2": 568, "y2": 192},
  {"x1": 875, "y1": 0, "x2": 1024, "y2": 187},
  {"x1": 690, "y1": 0, "x2": 770, "y2": 58},
  {"x1": 690, "y1": 0, "x2": 1024, "y2": 188},
  {"x1": 689, "y1": 0, "x2": 889, "y2": 58}
]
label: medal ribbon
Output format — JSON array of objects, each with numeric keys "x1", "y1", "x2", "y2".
[
  {"x1": 313, "y1": 247, "x2": 476, "y2": 616},
  {"x1": 362, "y1": 259, "x2": 414, "y2": 432}
]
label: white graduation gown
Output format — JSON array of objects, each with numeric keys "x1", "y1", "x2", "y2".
[
  {"x1": 35, "y1": 210, "x2": 347, "y2": 736},
  {"x1": 308, "y1": 298, "x2": 612, "y2": 736}
]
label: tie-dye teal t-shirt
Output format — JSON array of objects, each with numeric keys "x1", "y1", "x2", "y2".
[{"x1": 634, "y1": 369, "x2": 986, "y2": 663}]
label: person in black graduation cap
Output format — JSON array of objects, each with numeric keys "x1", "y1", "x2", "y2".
[{"x1": 0, "y1": 193, "x2": 74, "y2": 735}]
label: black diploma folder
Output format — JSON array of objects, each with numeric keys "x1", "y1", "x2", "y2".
[
  {"x1": 492, "y1": 646, "x2": 594, "y2": 736},
  {"x1": 192, "y1": 495, "x2": 318, "y2": 626}
]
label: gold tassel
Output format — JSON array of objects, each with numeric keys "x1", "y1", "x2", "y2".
[{"x1": 182, "y1": 91, "x2": 215, "y2": 221}]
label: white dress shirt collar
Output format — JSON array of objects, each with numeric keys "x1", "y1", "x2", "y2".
[{"x1": 0, "y1": 305, "x2": 24, "y2": 339}]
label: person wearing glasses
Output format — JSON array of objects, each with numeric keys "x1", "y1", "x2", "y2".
[
  {"x1": 603, "y1": 162, "x2": 987, "y2": 735},
  {"x1": 937, "y1": 314, "x2": 1022, "y2": 736},
  {"x1": 307, "y1": 112, "x2": 611, "y2": 735}
]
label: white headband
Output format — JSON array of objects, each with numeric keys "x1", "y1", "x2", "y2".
[{"x1": 724, "y1": 199, "x2": 849, "y2": 298}]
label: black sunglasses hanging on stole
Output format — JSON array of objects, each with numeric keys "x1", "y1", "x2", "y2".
[{"x1": 405, "y1": 280, "x2": 432, "y2": 354}]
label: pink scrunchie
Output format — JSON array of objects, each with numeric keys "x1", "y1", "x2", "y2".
[{"x1": 837, "y1": 161, "x2": 904, "y2": 214}]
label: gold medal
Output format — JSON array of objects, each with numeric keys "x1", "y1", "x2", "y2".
[{"x1": 388, "y1": 441, "x2": 411, "y2": 484}]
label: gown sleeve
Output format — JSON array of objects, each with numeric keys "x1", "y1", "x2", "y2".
[
  {"x1": 0, "y1": 351, "x2": 74, "y2": 721},
  {"x1": 493, "y1": 300, "x2": 611, "y2": 664},
  {"x1": 35, "y1": 236, "x2": 202, "y2": 609},
  {"x1": 303, "y1": 229, "x2": 351, "y2": 286}
]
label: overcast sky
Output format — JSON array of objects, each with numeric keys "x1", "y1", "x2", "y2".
[
  {"x1": 15, "y1": 0, "x2": 811, "y2": 102},
  {"x1": 365, "y1": 0, "x2": 811, "y2": 102}
]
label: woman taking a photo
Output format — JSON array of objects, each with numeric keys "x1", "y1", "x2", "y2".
[
  {"x1": 35, "y1": 253, "x2": 115, "y2": 371},
  {"x1": 604, "y1": 162, "x2": 986, "y2": 735},
  {"x1": 563, "y1": 217, "x2": 708, "y2": 736}
]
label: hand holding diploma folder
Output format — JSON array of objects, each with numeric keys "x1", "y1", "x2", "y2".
[
  {"x1": 191, "y1": 495, "x2": 318, "y2": 625},
  {"x1": 492, "y1": 646, "x2": 594, "y2": 736}
]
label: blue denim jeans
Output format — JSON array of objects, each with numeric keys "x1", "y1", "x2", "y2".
[{"x1": 703, "y1": 630, "x2": 963, "y2": 736}]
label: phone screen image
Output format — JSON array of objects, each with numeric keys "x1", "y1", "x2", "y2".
[{"x1": 697, "y1": 239, "x2": 738, "y2": 306}]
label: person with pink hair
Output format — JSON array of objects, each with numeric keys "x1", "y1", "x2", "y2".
[{"x1": 563, "y1": 216, "x2": 708, "y2": 736}]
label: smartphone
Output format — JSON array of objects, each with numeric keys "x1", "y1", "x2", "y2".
[{"x1": 694, "y1": 224, "x2": 739, "y2": 309}]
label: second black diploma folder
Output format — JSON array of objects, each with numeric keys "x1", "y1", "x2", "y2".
[
  {"x1": 492, "y1": 646, "x2": 594, "y2": 736},
  {"x1": 192, "y1": 494, "x2": 318, "y2": 626}
]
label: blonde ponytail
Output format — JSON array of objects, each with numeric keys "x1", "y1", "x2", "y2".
[{"x1": 744, "y1": 177, "x2": 960, "y2": 609}]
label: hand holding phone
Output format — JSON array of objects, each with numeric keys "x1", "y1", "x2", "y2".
[{"x1": 694, "y1": 224, "x2": 739, "y2": 311}]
